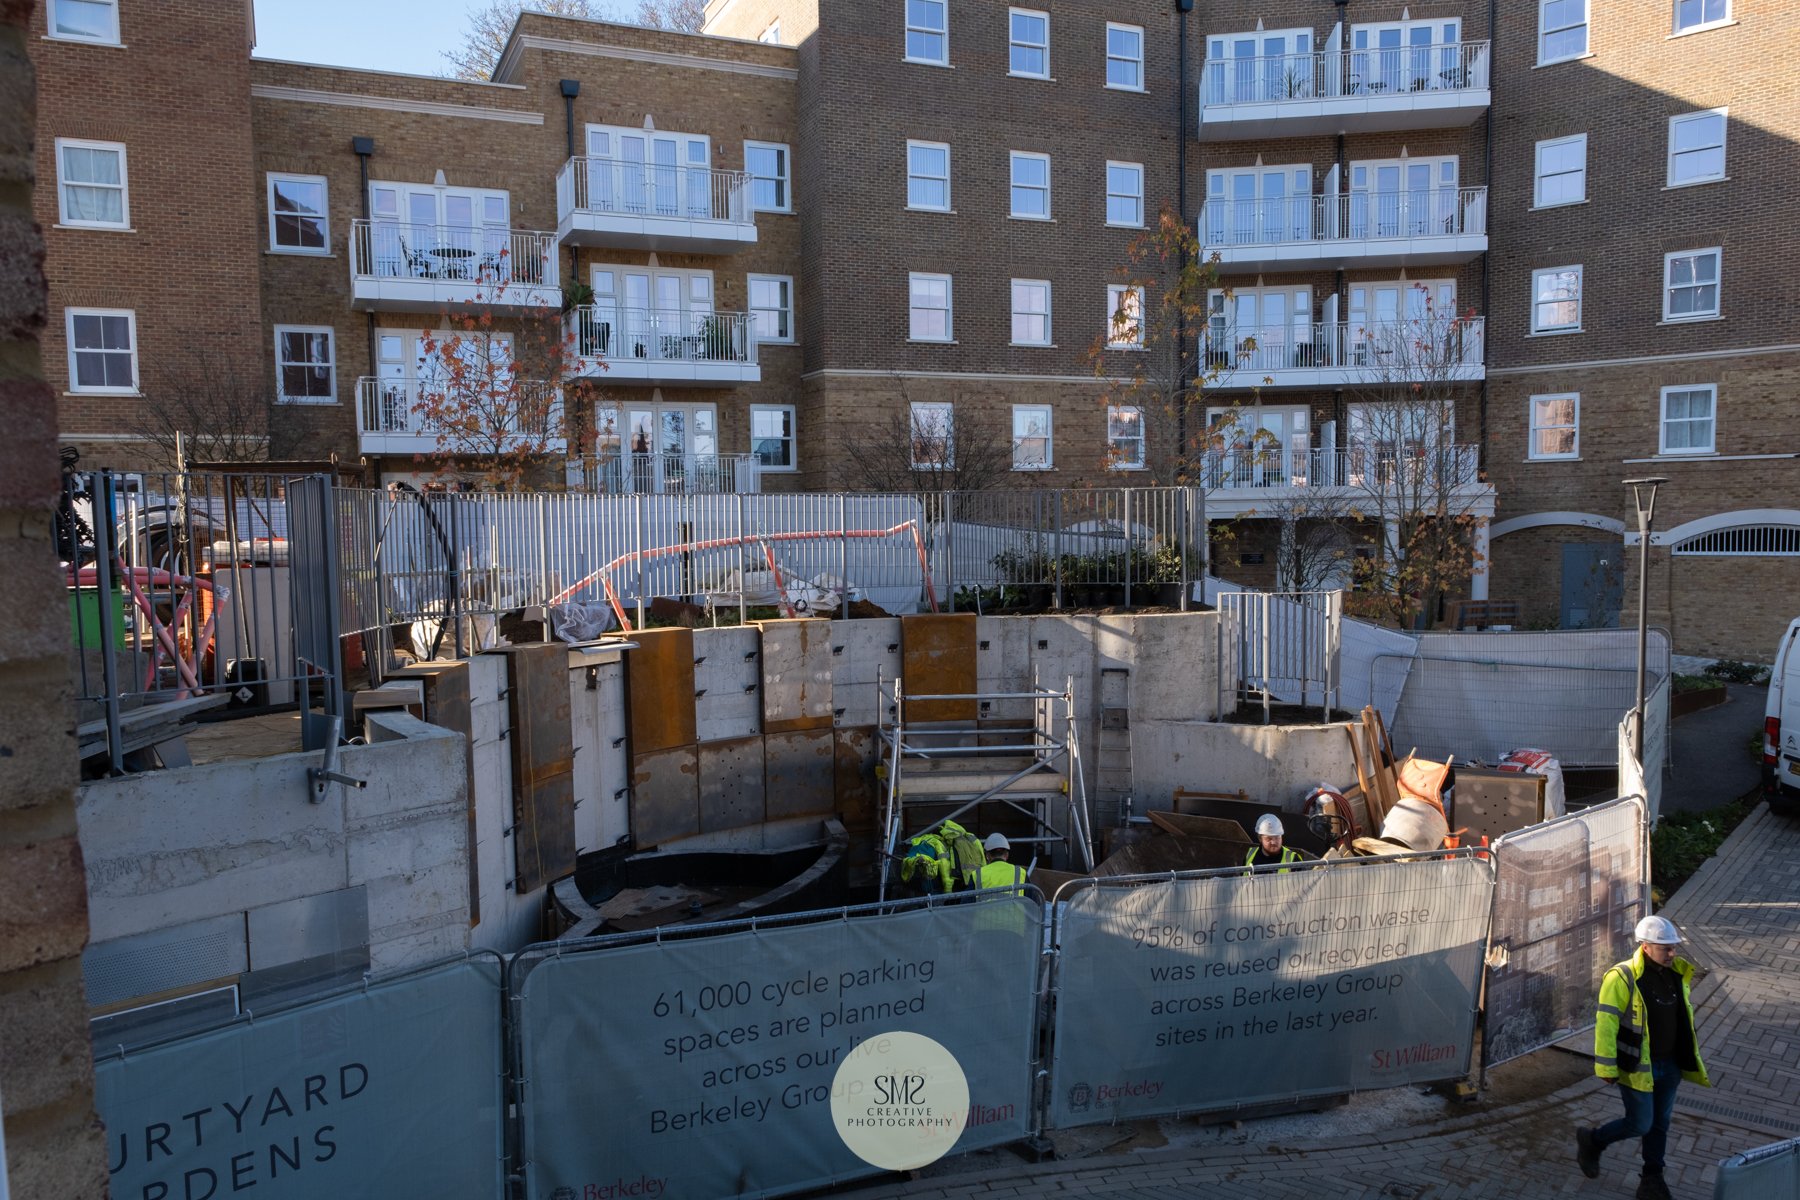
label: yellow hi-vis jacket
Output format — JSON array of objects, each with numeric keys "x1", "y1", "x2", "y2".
[
  {"x1": 978, "y1": 859, "x2": 1027, "y2": 895},
  {"x1": 899, "y1": 831, "x2": 954, "y2": 893},
  {"x1": 1594, "y1": 946, "x2": 1711, "y2": 1093},
  {"x1": 1244, "y1": 846, "x2": 1304, "y2": 872}
]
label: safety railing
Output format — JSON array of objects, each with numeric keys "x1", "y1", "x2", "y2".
[
  {"x1": 348, "y1": 219, "x2": 555, "y2": 289},
  {"x1": 355, "y1": 377, "x2": 564, "y2": 440},
  {"x1": 586, "y1": 452, "x2": 760, "y2": 496},
  {"x1": 1218, "y1": 588, "x2": 1343, "y2": 721},
  {"x1": 1203, "y1": 186, "x2": 1488, "y2": 247},
  {"x1": 1201, "y1": 40, "x2": 1491, "y2": 106},
  {"x1": 1203, "y1": 317, "x2": 1486, "y2": 376},
  {"x1": 556, "y1": 155, "x2": 751, "y2": 225},
  {"x1": 568, "y1": 306, "x2": 757, "y2": 365},
  {"x1": 1198, "y1": 443, "x2": 1483, "y2": 491}
]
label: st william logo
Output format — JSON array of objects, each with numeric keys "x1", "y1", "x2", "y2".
[{"x1": 829, "y1": 1031, "x2": 970, "y2": 1171}]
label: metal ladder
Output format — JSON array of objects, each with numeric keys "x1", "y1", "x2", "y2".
[{"x1": 875, "y1": 670, "x2": 1095, "y2": 900}]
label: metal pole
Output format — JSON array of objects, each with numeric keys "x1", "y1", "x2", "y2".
[
  {"x1": 945, "y1": 490, "x2": 957, "y2": 613},
  {"x1": 1625, "y1": 478, "x2": 1667, "y2": 768},
  {"x1": 736, "y1": 492, "x2": 747, "y2": 626},
  {"x1": 634, "y1": 492, "x2": 647, "y2": 628},
  {"x1": 839, "y1": 492, "x2": 850, "y2": 620},
  {"x1": 1178, "y1": 487, "x2": 1190, "y2": 611},
  {"x1": 1053, "y1": 490, "x2": 1064, "y2": 610},
  {"x1": 1122, "y1": 488, "x2": 1133, "y2": 609}
]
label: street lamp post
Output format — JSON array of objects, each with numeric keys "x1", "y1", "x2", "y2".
[{"x1": 1624, "y1": 477, "x2": 1668, "y2": 767}]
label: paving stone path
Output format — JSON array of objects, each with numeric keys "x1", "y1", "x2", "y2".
[{"x1": 831, "y1": 804, "x2": 1800, "y2": 1200}]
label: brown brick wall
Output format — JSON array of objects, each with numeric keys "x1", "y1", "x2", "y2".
[{"x1": 1, "y1": 1, "x2": 109, "y2": 1194}]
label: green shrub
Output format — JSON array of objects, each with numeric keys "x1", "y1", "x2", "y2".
[
  {"x1": 1703, "y1": 659, "x2": 1771, "y2": 686},
  {"x1": 1651, "y1": 800, "x2": 1752, "y2": 893},
  {"x1": 1672, "y1": 673, "x2": 1726, "y2": 694}
]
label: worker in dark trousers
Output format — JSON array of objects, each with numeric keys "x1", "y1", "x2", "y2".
[
  {"x1": 1243, "y1": 813, "x2": 1309, "y2": 872},
  {"x1": 1576, "y1": 915, "x2": 1710, "y2": 1200}
]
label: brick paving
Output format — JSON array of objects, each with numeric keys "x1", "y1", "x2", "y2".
[{"x1": 833, "y1": 804, "x2": 1800, "y2": 1200}]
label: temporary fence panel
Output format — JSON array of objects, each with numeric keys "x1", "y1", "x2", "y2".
[
  {"x1": 1482, "y1": 795, "x2": 1648, "y2": 1069},
  {"x1": 1381, "y1": 629, "x2": 1671, "y2": 767},
  {"x1": 1213, "y1": 587, "x2": 1342, "y2": 717},
  {"x1": 1048, "y1": 853, "x2": 1492, "y2": 1126},
  {"x1": 1715, "y1": 1135, "x2": 1800, "y2": 1200},
  {"x1": 288, "y1": 474, "x2": 344, "y2": 743},
  {"x1": 513, "y1": 894, "x2": 1042, "y2": 1200},
  {"x1": 93, "y1": 955, "x2": 506, "y2": 1200},
  {"x1": 1619, "y1": 676, "x2": 1672, "y2": 822}
]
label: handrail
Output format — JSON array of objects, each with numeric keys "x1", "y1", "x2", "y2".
[
  {"x1": 1202, "y1": 317, "x2": 1486, "y2": 373},
  {"x1": 556, "y1": 155, "x2": 751, "y2": 224},
  {"x1": 1203, "y1": 186, "x2": 1488, "y2": 247},
  {"x1": 348, "y1": 219, "x2": 555, "y2": 289},
  {"x1": 355, "y1": 376, "x2": 562, "y2": 438},
  {"x1": 1200, "y1": 443, "x2": 1484, "y2": 490},
  {"x1": 1201, "y1": 39, "x2": 1492, "y2": 105},
  {"x1": 567, "y1": 306, "x2": 758, "y2": 365}
]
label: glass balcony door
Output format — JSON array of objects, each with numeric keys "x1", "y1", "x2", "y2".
[
  {"x1": 1348, "y1": 158, "x2": 1458, "y2": 238},
  {"x1": 1206, "y1": 165, "x2": 1311, "y2": 245},
  {"x1": 1348, "y1": 280, "x2": 1455, "y2": 364},
  {"x1": 1209, "y1": 406, "x2": 1311, "y2": 487},
  {"x1": 1205, "y1": 28, "x2": 1313, "y2": 104},
  {"x1": 1208, "y1": 287, "x2": 1313, "y2": 371},
  {"x1": 1350, "y1": 19, "x2": 1461, "y2": 94},
  {"x1": 586, "y1": 126, "x2": 712, "y2": 219}
]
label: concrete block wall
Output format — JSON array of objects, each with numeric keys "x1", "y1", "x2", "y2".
[{"x1": 0, "y1": 0, "x2": 110, "y2": 1190}]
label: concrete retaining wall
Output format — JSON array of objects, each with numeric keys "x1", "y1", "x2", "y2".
[{"x1": 1132, "y1": 719, "x2": 1356, "y2": 815}]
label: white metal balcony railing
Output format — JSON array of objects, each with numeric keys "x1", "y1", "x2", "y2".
[
  {"x1": 1201, "y1": 444, "x2": 1483, "y2": 492},
  {"x1": 569, "y1": 307, "x2": 758, "y2": 366},
  {"x1": 1204, "y1": 187, "x2": 1487, "y2": 247},
  {"x1": 556, "y1": 156, "x2": 751, "y2": 225},
  {"x1": 355, "y1": 377, "x2": 563, "y2": 443},
  {"x1": 588, "y1": 452, "x2": 761, "y2": 495},
  {"x1": 1203, "y1": 318, "x2": 1486, "y2": 376},
  {"x1": 1202, "y1": 41, "x2": 1491, "y2": 106},
  {"x1": 350, "y1": 220, "x2": 556, "y2": 290}
]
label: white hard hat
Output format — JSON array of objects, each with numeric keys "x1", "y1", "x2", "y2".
[
  {"x1": 1635, "y1": 915, "x2": 1683, "y2": 946},
  {"x1": 1255, "y1": 814, "x2": 1285, "y2": 838},
  {"x1": 984, "y1": 832, "x2": 1010, "y2": 853}
]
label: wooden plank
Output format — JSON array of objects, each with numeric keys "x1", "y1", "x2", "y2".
[
  {"x1": 1147, "y1": 810, "x2": 1253, "y2": 843},
  {"x1": 391, "y1": 660, "x2": 480, "y2": 927},
  {"x1": 900, "y1": 614, "x2": 978, "y2": 722},
  {"x1": 499, "y1": 643, "x2": 577, "y2": 895},
  {"x1": 626, "y1": 627, "x2": 697, "y2": 754}
]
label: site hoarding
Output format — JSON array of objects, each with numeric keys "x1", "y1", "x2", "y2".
[
  {"x1": 514, "y1": 895, "x2": 1041, "y2": 1200},
  {"x1": 94, "y1": 956, "x2": 505, "y2": 1200},
  {"x1": 1048, "y1": 855, "x2": 1492, "y2": 1125}
]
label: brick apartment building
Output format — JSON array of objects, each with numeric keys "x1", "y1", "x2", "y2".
[{"x1": 27, "y1": 0, "x2": 1800, "y2": 656}]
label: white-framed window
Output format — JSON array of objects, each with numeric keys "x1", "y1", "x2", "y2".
[
  {"x1": 1106, "y1": 161, "x2": 1144, "y2": 228},
  {"x1": 1009, "y1": 8, "x2": 1049, "y2": 78},
  {"x1": 1106, "y1": 23, "x2": 1145, "y2": 91},
  {"x1": 55, "y1": 138, "x2": 128, "y2": 229},
  {"x1": 1673, "y1": 0, "x2": 1729, "y2": 34},
  {"x1": 1107, "y1": 405, "x2": 1146, "y2": 470},
  {"x1": 1106, "y1": 284, "x2": 1143, "y2": 348},
  {"x1": 759, "y1": 19, "x2": 782, "y2": 43},
  {"x1": 1664, "y1": 249, "x2": 1721, "y2": 322},
  {"x1": 905, "y1": 0, "x2": 948, "y2": 65},
  {"x1": 1527, "y1": 393, "x2": 1580, "y2": 460},
  {"x1": 1010, "y1": 279, "x2": 1051, "y2": 346},
  {"x1": 1668, "y1": 109, "x2": 1727, "y2": 186},
  {"x1": 273, "y1": 326, "x2": 337, "y2": 405},
  {"x1": 266, "y1": 173, "x2": 330, "y2": 254},
  {"x1": 1660, "y1": 384, "x2": 1716, "y2": 455},
  {"x1": 1530, "y1": 265, "x2": 1583, "y2": 334},
  {"x1": 906, "y1": 141, "x2": 951, "y2": 211},
  {"x1": 64, "y1": 308, "x2": 136, "y2": 394},
  {"x1": 748, "y1": 274, "x2": 795, "y2": 343},
  {"x1": 743, "y1": 142, "x2": 790, "y2": 213},
  {"x1": 48, "y1": 0, "x2": 119, "y2": 43},
  {"x1": 909, "y1": 272, "x2": 953, "y2": 341},
  {"x1": 910, "y1": 401, "x2": 954, "y2": 467},
  {"x1": 1009, "y1": 151, "x2": 1050, "y2": 219},
  {"x1": 1538, "y1": 0, "x2": 1588, "y2": 64},
  {"x1": 1012, "y1": 404, "x2": 1053, "y2": 470},
  {"x1": 1533, "y1": 135, "x2": 1587, "y2": 208},
  {"x1": 750, "y1": 404, "x2": 796, "y2": 470}
]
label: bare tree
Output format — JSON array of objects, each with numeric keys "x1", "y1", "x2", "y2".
[
  {"x1": 444, "y1": 0, "x2": 702, "y2": 81},
  {"x1": 840, "y1": 379, "x2": 1016, "y2": 492},
  {"x1": 130, "y1": 346, "x2": 282, "y2": 467}
]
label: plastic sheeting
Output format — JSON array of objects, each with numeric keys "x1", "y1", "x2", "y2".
[
  {"x1": 93, "y1": 956, "x2": 506, "y2": 1200},
  {"x1": 1482, "y1": 796, "x2": 1647, "y2": 1069},
  {"x1": 1048, "y1": 855, "x2": 1492, "y2": 1125},
  {"x1": 514, "y1": 896, "x2": 1041, "y2": 1200}
]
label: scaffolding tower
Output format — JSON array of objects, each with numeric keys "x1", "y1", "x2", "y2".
[{"x1": 876, "y1": 672, "x2": 1096, "y2": 900}]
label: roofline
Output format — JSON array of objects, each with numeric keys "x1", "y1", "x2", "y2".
[
  {"x1": 250, "y1": 55, "x2": 528, "y2": 91},
  {"x1": 492, "y1": 9, "x2": 791, "y2": 83}
]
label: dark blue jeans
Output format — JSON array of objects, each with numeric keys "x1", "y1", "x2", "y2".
[{"x1": 1594, "y1": 1059, "x2": 1683, "y2": 1171}]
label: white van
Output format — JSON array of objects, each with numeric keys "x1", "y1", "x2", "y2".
[{"x1": 1766, "y1": 618, "x2": 1800, "y2": 815}]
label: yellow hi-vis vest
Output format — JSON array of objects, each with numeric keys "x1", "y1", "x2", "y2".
[
  {"x1": 1244, "y1": 846, "x2": 1304, "y2": 872},
  {"x1": 978, "y1": 860, "x2": 1027, "y2": 895},
  {"x1": 1594, "y1": 947, "x2": 1710, "y2": 1093}
]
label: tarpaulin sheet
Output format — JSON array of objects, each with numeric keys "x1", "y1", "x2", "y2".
[
  {"x1": 515, "y1": 896, "x2": 1040, "y2": 1200},
  {"x1": 1048, "y1": 855, "x2": 1491, "y2": 1125},
  {"x1": 94, "y1": 956, "x2": 505, "y2": 1200},
  {"x1": 1483, "y1": 796, "x2": 1647, "y2": 1069},
  {"x1": 1715, "y1": 1136, "x2": 1800, "y2": 1200}
]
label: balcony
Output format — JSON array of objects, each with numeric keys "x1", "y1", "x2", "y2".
[
  {"x1": 567, "y1": 307, "x2": 761, "y2": 387},
  {"x1": 355, "y1": 377, "x2": 566, "y2": 458},
  {"x1": 1204, "y1": 318, "x2": 1485, "y2": 389},
  {"x1": 582, "y1": 452, "x2": 762, "y2": 495},
  {"x1": 1203, "y1": 188, "x2": 1487, "y2": 272},
  {"x1": 1200, "y1": 444, "x2": 1492, "y2": 516},
  {"x1": 349, "y1": 220, "x2": 559, "y2": 313},
  {"x1": 555, "y1": 157, "x2": 757, "y2": 253},
  {"x1": 1200, "y1": 42, "x2": 1490, "y2": 140}
]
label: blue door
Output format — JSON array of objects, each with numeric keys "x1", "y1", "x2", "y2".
[{"x1": 1560, "y1": 543, "x2": 1624, "y2": 628}]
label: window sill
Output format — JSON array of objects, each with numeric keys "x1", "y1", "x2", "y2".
[
  {"x1": 1658, "y1": 314, "x2": 1723, "y2": 326},
  {"x1": 755, "y1": 465, "x2": 797, "y2": 474},
  {"x1": 902, "y1": 58, "x2": 953, "y2": 69},
  {"x1": 1669, "y1": 19, "x2": 1738, "y2": 39},
  {"x1": 266, "y1": 248, "x2": 336, "y2": 258},
  {"x1": 1534, "y1": 52, "x2": 1595, "y2": 69},
  {"x1": 1104, "y1": 83, "x2": 1147, "y2": 94},
  {"x1": 1528, "y1": 200, "x2": 1587, "y2": 212},
  {"x1": 1524, "y1": 456, "x2": 1582, "y2": 463},
  {"x1": 1012, "y1": 466, "x2": 1056, "y2": 472},
  {"x1": 1009, "y1": 215, "x2": 1055, "y2": 223},
  {"x1": 1009, "y1": 342, "x2": 1057, "y2": 349},
  {"x1": 63, "y1": 390, "x2": 141, "y2": 398},
  {"x1": 1109, "y1": 464, "x2": 1149, "y2": 472},
  {"x1": 42, "y1": 35, "x2": 126, "y2": 49},
  {"x1": 1007, "y1": 72, "x2": 1055, "y2": 82},
  {"x1": 1105, "y1": 221, "x2": 1147, "y2": 230},
  {"x1": 276, "y1": 399, "x2": 341, "y2": 407},
  {"x1": 1628, "y1": 452, "x2": 1720, "y2": 463},
  {"x1": 1527, "y1": 328, "x2": 1583, "y2": 337},
  {"x1": 1665, "y1": 177, "x2": 1729, "y2": 191},
  {"x1": 905, "y1": 206, "x2": 957, "y2": 215},
  {"x1": 907, "y1": 338, "x2": 958, "y2": 345},
  {"x1": 52, "y1": 223, "x2": 136, "y2": 233},
  {"x1": 1105, "y1": 345, "x2": 1147, "y2": 352}
]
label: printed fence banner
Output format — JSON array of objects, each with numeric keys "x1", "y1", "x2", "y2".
[
  {"x1": 94, "y1": 956, "x2": 505, "y2": 1200},
  {"x1": 1484, "y1": 795, "x2": 1647, "y2": 1068},
  {"x1": 1714, "y1": 1136, "x2": 1800, "y2": 1200},
  {"x1": 515, "y1": 895, "x2": 1041, "y2": 1200},
  {"x1": 1049, "y1": 855, "x2": 1492, "y2": 1125}
]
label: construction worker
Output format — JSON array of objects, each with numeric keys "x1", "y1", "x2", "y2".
[
  {"x1": 977, "y1": 833, "x2": 1028, "y2": 894},
  {"x1": 1576, "y1": 915, "x2": 1710, "y2": 1200},
  {"x1": 897, "y1": 819, "x2": 984, "y2": 895},
  {"x1": 1244, "y1": 813, "x2": 1309, "y2": 872}
]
